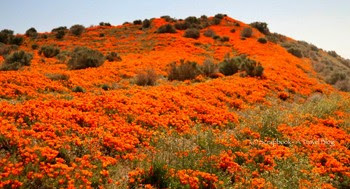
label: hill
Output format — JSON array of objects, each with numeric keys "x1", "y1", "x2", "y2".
[{"x1": 0, "y1": 14, "x2": 349, "y2": 188}]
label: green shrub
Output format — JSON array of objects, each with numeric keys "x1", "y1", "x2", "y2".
[
  {"x1": 55, "y1": 30, "x2": 66, "y2": 39},
  {"x1": 200, "y1": 59, "x2": 218, "y2": 77},
  {"x1": 133, "y1": 20, "x2": 142, "y2": 25},
  {"x1": 157, "y1": 24, "x2": 176, "y2": 33},
  {"x1": 135, "y1": 69, "x2": 158, "y2": 86},
  {"x1": 230, "y1": 28, "x2": 236, "y2": 33},
  {"x1": 142, "y1": 19, "x2": 151, "y2": 28},
  {"x1": 240, "y1": 27, "x2": 253, "y2": 38},
  {"x1": 183, "y1": 28, "x2": 200, "y2": 39},
  {"x1": 203, "y1": 29, "x2": 216, "y2": 37},
  {"x1": 99, "y1": 22, "x2": 111, "y2": 26},
  {"x1": 174, "y1": 22, "x2": 190, "y2": 30},
  {"x1": 257, "y1": 37, "x2": 267, "y2": 44},
  {"x1": 219, "y1": 56, "x2": 264, "y2": 77},
  {"x1": 211, "y1": 18, "x2": 221, "y2": 25},
  {"x1": 0, "y1": 50, "x2": 33, "y2": 71},
  {"x1": 0, "y1": 29, "x2": 22, "y2": 45},
  {"x1": 0, "y1": 29, "x2": 14, "y2": 44},
  {"x1": 250, "y1": 22, "x2": 270, "y2": 35},
  {"x1": 25, "y1": 27, "x2": 38, "y2": 38},
  {"x1": 234, "y1": 22, "x2": 240, "y2": 27},
  {"x1": 105, "y1": 52, "x2": 122, "y2": 62},
  {"x1": 240, "y1": 57, "x2": 264, "y2": 77},
  {"x1": 168, "y1": 60, "x2": 201, "y2": 81},
  {"x1": 39, "y1": 45, "x2": 60, "y2": 58},
  {"x1": 185, "y1": 16, "x2": 200, "y2": 25},
  {"x1": 52, "y1": 26, "x2": 67, "y2": 39},
  {"x1": 214, "y1": 13, "x2": 226, "y2": 19},
  {"x1": 287, "y1": 47, "x2": 303, "y2": 58},
  {"x1": 67, "y1": 47, "x2": 105, "y2": 70},
  {"x1": 31, "y1": 44, "x2": 39, "y2": 50},
  {"x1": 0, "y1": 44, "x2": 18, "y2": 56},
  {"x1": 70, "y1": 24, "x2": 85, "y2": 36},
  {"x1": 219, "y1": 57, "x2": 240, "y2": 76},
  {"x1": 161, "y1": 15, "x2": 175, "y2": 22},
  {"x1": 72, "y1": 86, "x2": 85, "y2": 93}
]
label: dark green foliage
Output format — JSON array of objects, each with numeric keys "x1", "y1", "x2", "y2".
[
  {"x1": 211, "y1": 17, "x2": 221, "y2": 25},
  {"x1": 0, "y1": 43, "x2": 18, "y2": 56},
  {"x1": 142, "y1": 19, "x2": 151, "y2": 28},
  {"x1": 101, "y1": 84, "x2": 110, "y2": 91},
  {"x1": 31, "y1": 44, "x2": 39, "y2": 50},
  {"x1": 99, "y1": 22, "x2": 111, "y2": 26},
  {"x1": 41, "y1": 34, "x2": 48, "y2": 39},
  {"x1": 219, "y1": 56, "x2": 264, "y2": 77},
  {"x1": 213, "y1": 35, "x2": 220, "y2": 40},
  {"x1": 105, "y1": 52, "x2": 122, "y2": 62},
  {"x1": 183, "y1": 28, "x2": 200, "y2": 39},
  {"x1": 51, "y1": 26, "x2": 67, "y2": 33},
  {"x1": 234, "y1": 22, "x2": 240, "y2": 27},
  {"x1": 0, "y1": 29, "x2": 14, "y2": 44},
  {"x1": 25, "y1": 27, "x2": 38, "y2": 38},
  {"x1": 241, "y1": 27, "x2": 253, "y2": 38},
  {"x1": 99, "y1": 33, "x2": 105, "y2": 37},
  {"x1": 220, "y1": 36, "x2": 230, "y2": 42},
  {"x1": 204, "y1": 29, "x2": 216, "y2": 37},
  {"x1": 133, "y1": 20, "x2": 142, "y2": 25},
  {"x1": 52, "y1": 26, "x2": 67, "y2": 39},
  {"x1": 174, "y1": 22, "x2": 190, "y2": 30},
  {"x1": 257, "y1": 37, "x2": 267, "y2": 44},
  {"x1": 70, "y1": 24, "x2": 85, "y2": 36},
  {"x1": 55, "y1": 30, "x2": 65, "y2": 39},
  {"x1": 161, "y1": 15, "x2": 175, "y2": 22},
  {"x1": 230, "y1": 28, "x2": 236, "y2": 33},
  {"x1": 142, "y1": 162, "x2": 170, "y2": 188},
  {"x1": 240, "y1": 56, "x2": 264, "y2": 77},
  {"x1": 168, "y1": 60, "x2": 201, "y2": 81},
  {"x1": 10, "y1": 36, "x2": 23, "y2": 46},
  {"x1": 287, "y1": 47, "x2": 303, "y2": 58},
  {"x1": 0, "y1": 50, "x2": 33, "y2": 71},
  {"x1": 250, "y1": 22, "x2": 270, "y2": 35},
  {"x1": 214, "y1": 13, "x2": 226, "y2": 19},
  {"x1": 219, "y1": 58, "x2": 240, "y2": 76},
  {"x1": 0, "y1": 29, "x2": 22, "y2": 45},
  {"x1": 72, "y1": 86, "x2": 85, "y2": 93},
  {"x1": 39, "y1": 45, "x2": 60, "y2": 58},
  {"x1": 156, "y1": 24, "x2": 176, "y2": 33},
  {"x1": 185, "y1": 16, "x2": 200, "y2": 25},
  {"x1": 67, "y1": 47, "x2": 105, "y2": 70},
  {"x1": 135, "y1": 69, "x2": 158, "y2": 86}
]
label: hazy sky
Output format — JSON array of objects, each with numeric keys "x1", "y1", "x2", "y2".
[{"x1": 1, "y1": 0, "x2": 349, "y2": 58}]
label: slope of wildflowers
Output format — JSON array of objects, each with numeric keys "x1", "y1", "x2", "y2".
[{"x1": 0, "y1": 15, "x2": 349, "y2": 188}]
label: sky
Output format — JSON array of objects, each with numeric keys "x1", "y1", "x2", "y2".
[{"x1": 0, "y1": 0, "x2": 349, "y2": 58}]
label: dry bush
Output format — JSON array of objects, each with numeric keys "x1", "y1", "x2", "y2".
[
  {"x1": 168, "y1": 60, "x2": 201, "y2": 81},
  {"x1": 135, "y1": 69, "x2": 158, "y2": 86}
]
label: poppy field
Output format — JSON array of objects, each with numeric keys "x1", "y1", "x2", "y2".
[{"x1": 0, "y1": 15, "x2": 349, "y2": 188}]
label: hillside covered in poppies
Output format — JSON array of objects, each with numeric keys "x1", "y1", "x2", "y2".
[{"x1": 0, "y1": 14, "x2": 349, "y2": 189}]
